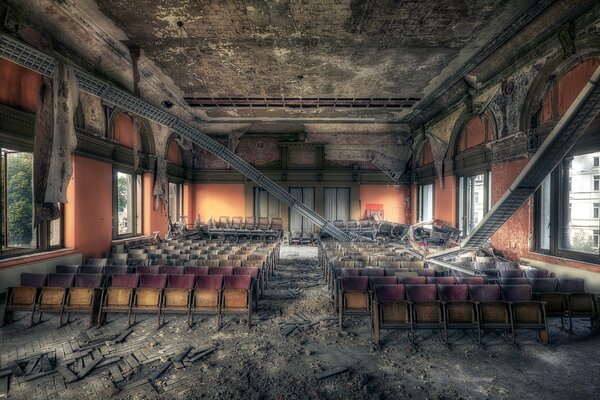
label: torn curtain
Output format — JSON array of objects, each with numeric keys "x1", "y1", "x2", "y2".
[
  {"x1": 153, "y1": 157, "x2": 167, "y2": 215},
  {"x1": 425, "y1": 132, "x2": 449, "y2": 188}
]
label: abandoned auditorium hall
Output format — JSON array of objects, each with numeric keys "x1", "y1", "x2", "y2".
[{"x1": 0, "y1": 1, "x2": 599, "y2": 399}]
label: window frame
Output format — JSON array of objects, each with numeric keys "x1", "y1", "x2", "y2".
[
  {"x1": 168, "y1": 180, "x2": 184, "y2": 222},
  {"x1": 457, "y1": 170, "x2": 491, "y2": 237},
  {"x1": 417, "y1": 183, "x2": 434, "y2": 223},
  {"x1": 112, "y1": 168, "x2": 143, "y2": 239}
]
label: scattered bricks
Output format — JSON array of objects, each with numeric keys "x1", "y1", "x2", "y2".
[
  {"x1": 124, "y1": 354, "x2": 140, "y2": 369},
  {"x1": 114, "y1": 329, "x2": 132, "y2": 344},
  {"x1": 109, "y1": 365, "x2": 124, "y2": 384}
]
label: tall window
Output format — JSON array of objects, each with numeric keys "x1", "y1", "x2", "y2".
[
  {"x1": 325, "y1": 188, "x2": 350, "y2": 221},
  {"x1": 459, "y1": 172, "x2": 491, "y2": 236},
  {"x1": 2, "y1": 148, "x2": 36, "y2": 250},
  {"x1": 289, "y1": 187, "x2": 315, "y2": 233},
  {"x1": 168, "y1": 182, "x2": 183, "y2": 222},
  {"x1": 114, "y1": 170, "x2": 142, "y2": 237},
  {"x1": 594, "y1": 175, "x2": 600, "y2": 191},
  {"x1": 536, "y1": 151, "x2": 600, "y2": 261},
  {"x1": 418, "y1": 184, "x2": 433, "y2": 222},
  {"x1": 254, "y1": 187, "x2": 280, "y2": 220}
]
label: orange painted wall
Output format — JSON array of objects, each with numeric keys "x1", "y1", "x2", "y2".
[
  {"x1": 0, "y1": 58, "x2": 42, "y2": 113},
  {"x1": 183, "y1": 182, "x2": 195, "y2": 224},
  {"x1": 359, "y1": 185, "x2": 408, "y2": 223},
  {"x1": 195, "y1": 184, "x2": 246, "y2": 223},
  {"x1": 113, "y1": 114, "x2": 141, "y2": 149},
  {"x1": 490, "y1": 159, "x2": 531, "y2": 261},
  {"x1": 459, "y1": 116, "x2": 491, "y2": 151},
  {"x1": 421, "y1": 142, "x2": 434, "y2": 166},
  {"x1": 68, "y1": 156, "x2": 113, "y2": 257},
  {"x1": 167, "y1": 140, "x2": 181, "y2": 165},
  {"x1": 433, "y1": 176, "x2": 457, "y2": 228},
  {"x1": 557, "y1": 58, "x2": 600, "y2": 116},
  {"x1": 143, "y1": 173, "x2": 169, "y2": 237},
  {"x1": 410, "y1": 183, "x2": 418, "y2": 224}
]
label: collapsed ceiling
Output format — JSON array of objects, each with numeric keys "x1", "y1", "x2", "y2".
[{"x1": 1, "y1": 0, "x2": 592, "y2": 179}]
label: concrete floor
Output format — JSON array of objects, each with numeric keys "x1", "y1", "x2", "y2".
[{"x1": 0, "y1": 246, "x2": 599, "y2": 399}]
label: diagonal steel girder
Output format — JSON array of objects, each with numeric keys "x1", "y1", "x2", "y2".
[
  {"x1": 461, "y1": 64, "x2": 600, "y2": 249},
  {"x1": 0, "y1": 34, "x2": 353, "y2": 241}
]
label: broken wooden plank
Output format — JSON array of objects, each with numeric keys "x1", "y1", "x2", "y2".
[
  {"x1": 8, "y1": 361, "x2": 23, "y2": 377},
  {"x1": 119, "y1": 378, "x2": 150, "y2": 392},
  {"x1": 188, "y1": 344, "x2": 215, "y2": 358},
  {"x1": 0, "y1": 370, "x2": 10, "y2": 379},
  {"x1": 76, "y1": 352, "x2": 103, "y2": 379},
  {"x1": 315, "y1": 366, "x2": 349, "y2": 380},
  {"x1": 188, "y1": 347, "x2": 216, "y2": 363},
  {"x1": 38, "y1": 356, "x2": 53, "y2": 372},
  {"x1": 22, "y1": 369, "x2": 56, "y2": 382},
  {"x1": 124, "y1": 354, "x2": 140, "y2": 369},
  {"x1": 58, "y1": 367, "x2": 79, "y2": 384},
  {"x1": 281, "y1": 325, "x2": 298, "y2": 336},
  {"x1": 114, "y1": 329, "x2": 132, "y2": 344},
  {"x1": 23, "y1": 356, "x2": 40, "y2": 375},
  {"x1": 95, "y1": 356, "x2": 121, "y2": 369},
  {"x1": 172, "y1": 347, "x2": 192, "y2": 363},
  {"x1": 109, "y1": 365, "x2": 124, "y2": 384},
  {"x1": 0, "y1": 375, "x2": 8, "y2": 398},
  {"x1": 148, "y1": 360, "x2": 171, "y2": 381}
]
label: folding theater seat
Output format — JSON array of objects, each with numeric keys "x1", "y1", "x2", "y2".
[
  {"x1": 426, "y1": 276, "x2": 456, "y2": 285},
  {"x1": 191, "y1": 275, "x2": 223, "y2": 328},
  {"x1": 84, "y1": 257, "x2": 108, "y2": 267},
  {"x1": 234, "y1": 267, "x2": 262, "y2": 303},
  {"x1": 416, "y1": 269, "x2": 435, "y2": 277},
  {"x1": 438, "y1": 284, "x2": 477, "y2": 344},
  {"x1": 3, "y1": 273, "x2": 47, "y2": 325},
  {"x1": 131, "y1": 274, "x2": 168, "y2": 328},
  {"x1": 136, "y1": 265, "x2": 160, "y2": 274},
  {"x1": 257, "y1": 217, "x2": 270, "y2": 230},
  {"x1": 338, "y1": 276, "x2": 371, "y2": 329},
  {"x1": 210, "y1": 266, "x2": 234, "y2": 276},
  {"x1": 529, "y1": 278, "x2": 568, "y2": 329},
  {"x1": 218, "y1": 216, "x2": 230, "y2": 229},
  {"x1": 98, "y1": 274, "x2": 139, "y2": 326},
  {"x1": 161, "y1": 274, "x2": 195, "y2": 326},
  {"x1": 104, "y1": 265, "x2": 128, "y2": 276},
  {"x1": 231, "y1": 216, "x2": 243, "y2": 230},
  {"x1": 372, "y1": 284, "x2": 410, "y2": 346},
  {"x1": 500, "y1": 278, "x2": 529, "y2": 286},
  {"x1": 221, "y1": 275, "x2": 254, "y2": 328},
  {"x1": 499, "y1": 270, "x2": 525, "y2": 278},
  {"x1": 56, "y1": 265, "x2": 79, "y2": 274},
  {"x1": 127, "y1": 252, "x2": 148, "y2": 267},
  {"x1": 359, "y1": 268, "x2": 385, "y2": 277},
  {"x1": 525, "y1": 269, "x2": 549, "y2": 279},
  {"x1": 244, "y1": 217, "x2": 256, "y2": 230},
  {"x1": 368, "y1": 276, "x2": 398, "y2": 292},
  {"x1": 219, "y1": 259, "x2": 242, "y2": 268},
  {"x1": 455, "y1": 276, "x2": 485, "y2": 285},
  {"x1": 406, "y1": 284, "x2": 444, "y2": 343},
  {"x1": 384, "y1": 267, "x2": 408, "y2": 275},
  {"x1": 501, "y1": 285, "x2": 548, "y2": 344},
  {"x1": 184, "y1": 266, "x2": 209, "y2": 275},
  {"x1": 63, "y1": 273, "x2": 104, "y2": 327},
  {"x1": 34, "y1": 273, "x2": 75, "y2": 325},
  {"x1": 78, "y1": 265, "x2": 104, "y2": 274},
  {"x1": 397, "y1": 276, "x2": 427, "y2": 284},
  {"x1": 271, "y1": 218, "x2": 283, "y2": 232},
  {"x1": 332, "y1": 268, "x2": 360, "y2": 304},
  {"x1": 558, "y1": 278, "x2": 599, "y2": 331},
  {"x1": 469, "y1": 284, "x2": 511, "y2": 344},
  {"x1": 160, "y1": 265, "x2": 185, "y2": 275},
  {"x1": 108, "y1": 253, "x2": 128, "y2": 266}
]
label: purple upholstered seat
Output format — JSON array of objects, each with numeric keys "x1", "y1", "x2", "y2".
[
  {"x1": 501, "y1": 285, "x2": 533, "y2": 302},
  {"x1": 47, "y1": 273, "x2": 75, "y2": 288},
  {"x1": 75, "y1": 273, "x2": 104, "y2": 288},
  {"x1": 56, "y1": 265, "x2": 79, "y2": 274},
  {"x1": 374, "y1": 284, "x2": 406, "y2": 302},
  {"x1": 469, "y1": 284, "x2": 501, "y2": 302},
  {"x1": 136, "y1": 266, "x2": 160, "y2": 275},
  {"x1": 416, "y1": 269, "x2": 435, "y2": 277},
  {"x1": 456, "y1": 276, "x2": 485, "y2": 285},
  {"x1": 438, "y1": 284, "x2": 469, "y2": 302},
  {"x1": 336, "y1": 268, "x2": 360, "y2": 278},
  {"x1": 209, "y1": 267, "x2": 234, "y2": 276},
  {"x1": 224, "y1": 275, "x2": 252, "y2": 290},
  {"x1": 359, "y1": 268, "x2": 385, "y2": 277},
  {"x1": 397, "y1": 276, "x2": 427, "y2": 284},
  {"x1": 184, "y1": 266, "x2": 209, "y2": 275},
  {"x1": 558, "y1": 278, "x2": 585, "y2": 293},
  {"x1": 111, "y1": 273, "x2": 139, "y2": 288},
  {"x1": 78, "y1": 265, "x2": 104, "y2": 274},
  {"x1": 426, "y1": 276, "x2": 456, "y2": 285},
  {"x1": 233, "y1": 267, "x2": 260, "y2": 279},
  {"x1": 161, "y1": 266, "x2": 185, "y2": 275},
  {"x1": 405, "y1": 284, "x2": 437, "y2": 302},
  {"x1": 340, "y1": 276, "x2": 369, "y2": 291},
  {"x1": 369, "y1": 276, "x2": 397, "y2": 289},
  {"x1": 529, "y1": 278, "x2": 558, "y2": 293},
  {"x1": 499, "y1": 269, "x2": 525, "y2": 278},
  {"x1": 525, "y1": 269, "x2": 549, "y2": 279},
  {"x1": 195, "y1": 275, "x2": 224, "y2": 290},
  {"x1": 104, "y1": 266, "x2": 128, "y2": 276},
  {"x1": 139, "y1": 274, "x2": 168, "y2": 288},
  {"x1": 167, "y1": 274, "x2": 195, "y2": 289},
  {"x1": 500, "y1": 278, "x2": 529, "y2": 286}
]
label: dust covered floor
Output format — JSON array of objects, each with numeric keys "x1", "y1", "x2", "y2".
[{"x1": 1, "y1": 246, "x2": 599, "y2": 399}]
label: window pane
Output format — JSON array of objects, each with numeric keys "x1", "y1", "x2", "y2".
[
  {"x1": 136, "y1": 175, "x2": 142, "y2": 234},
  {"x1": 462, "y1": 174, "x2": 485, "y2": 235},
  {"x1": 117, "y1": 172, "x2": 133, "y2": 235},
  {"x1": 4, "y1": 150, "x2": 36, "y2": 248},
  {"x1": 419, "y1": 184, "x2": 433, "y2": 222},
  {"x1": 539, "y1": 175, "x2": 551, "y2": 250},
  {"x1": 50, "y1": 214, "x2": 61, "y2": 247},
  {"x1": 559, "y1": 152, "x2": 600, "y2": 254},
  {"x1": 168, "y1": 182, "x2": 177, "y2": 220}
]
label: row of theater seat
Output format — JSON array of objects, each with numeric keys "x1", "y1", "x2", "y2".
[
  {"x1": 3, "y1": 270, "x2": 259, "y2": 329},
  {"x1": 338, "y1": 280, "x2": 598, "y2": 346},
  {"x1": 211, "y1": 216, "x2": 283, "y2": 231}
]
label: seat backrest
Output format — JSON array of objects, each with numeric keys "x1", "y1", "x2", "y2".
[
  {"x1": 139, "y1": 274, "x2": 168, "y2": 288},
  {"x1": 499, "y1": 269, "x2": 525, "y2": 278},
  {"x1": 218, "y1": 216, "x2": 230, "y2": 227},
  {"x1": 258, "y1": 217, "x2": 269, "y2": 228},
  {"x1": 525, "y1": 269, "x2": 549, "y2": 279},
  {"x1": 231, "y1": 216, "x2": 243, "y2": 228},
  {"x1": 438, "y1": 284, "x2": 469, "y2": 301},
  {"x1": 397, "y1": 276, "x2": 427, "y2": 284},
  {"x1": 209, "y1": 267, "x2": 234, "y2": 276},
  {"x1": 426, "y1": 276, "x2": 456, "y2": 285},
  {"x1": 340, "y1": 276, "x2": 369, "y2": 291},
  {"x1": 161, "y1": 266, "x2": 185, "y2": 275},
  {"x1": 481, "y1": 269, "x2": 500, "y2": 278},
  {"x1": 374, "y1": 284, "x2": 406, "y2": 302},
  {"x1": 558, "y1": 278, "x2": 585, "y2": 293},
  {"x1": 104, "y1": 266, "x2": 128, "y2": 275},
  {"x1": 233, "y1": 267, "x2": 259, "y2": 278},
  {"x1": 416, "y1": 269, "x2": 435, "y2": 277},
  {"x1": 56, "y1": 265, "x2": 79, "y2": 274},
  {"x1": 78, "y1": 265, "x2": 103, "y2": 274},
  {"x1": 47, "y1": 273, "x2": 75, "y2": 288},
  {"x1": 406, "y1": 284, "x2": 437, "y2": 302},
  {"x1": 500, "y1": 277, "x2": 529, "y2": 286},
  {"x1": 359, "y1": 268, "x2": 385, "y2": 277},
  {"x1": 369, "y1": 276, "x2": 397, "y2": 287},
  {"x1": 75, "y1": 273, "x2": 104, "y2": 288},
  {"x1": 224, "y1": 275, "x2": 252, "y2": 289},
  {"x1": 455, "y1": 276, "x2": 485, "y2": 285},
  {"x1": 20, "y1": 273, "x2": 47, "y2": 288},
  {"x1": 529, "y1": 278, "x2": 558, "y2": 293},
  {"x1": 271, "y1": 218, "x2": 283, "y2": 230},
  {"x1": 401, "y1": 261, "x2": 425, "y2": 269},
  {"x1": 84, "y1": 258, "x2": 108, "y2": 267},
  {"x1": 384, "y1": 268, "x2": 409, "y2": 275},
  {"x1": 195, "y1": 274, "x2": 223, "y2": 290},
  {"x1": 244, "y1": 217, "x2": 255, "y2": 229},
  {"x1": 136, "y1": 266, "x2": 160, "y2": 274},
  {"x1": 469, "y1": 284, "x2": 501, "y2": 302},
  {"x1": 501, "y1": 284, "x2": 532, "y2": 302},
  {"x1": 184, "y1": 266, "x2": 210, "y2": 275},
  {"x1": 167, "y1": 274, "x2": 195, "y2": 289},
  {"x1": 111, "y1": 273, "x2": 139, "y2": 288}
]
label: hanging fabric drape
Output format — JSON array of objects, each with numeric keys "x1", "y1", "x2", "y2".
[
  {"x1": 132, "y1": 116, "x2": 141, "y2": 171},
  {"x1": 426, "y1": 131, "x2": 449, "y2": 188},
  {"x1": 289, "y1": 188, "x2": 303, "y2": 233},
  {"x1": 45, "y1": 61, "x2": 78, "y2": 204},
  {"x1": 337, "y1": 188, "x2": 350, "y2": 221},
  {"x1": 153, "y1": 157, "x2": 167, "y2": 214},
  {"x1": 324, "y1": 188, "x2": 336, "y2": 221},
  {"x1": 302, "y1": 188, "x2": 315, "y2": 233},
  {"x1": 33, "y1": 76, "x2": 61, "y2": 225}
]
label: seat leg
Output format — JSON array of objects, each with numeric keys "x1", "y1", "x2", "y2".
[{"x1": 338, "y1": 293, "x2": 344, "y2": 330}]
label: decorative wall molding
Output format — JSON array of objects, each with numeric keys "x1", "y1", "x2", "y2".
[{"x1": 491, "y1": 131, "x2": 530, "y2": 164}]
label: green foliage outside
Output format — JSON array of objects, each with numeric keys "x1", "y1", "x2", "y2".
[
  {"x1": 117, "y1": 174, "x2": 130, "y2": 213},
  {"x1": 6, "y1": 153, "x2": 34, "y2": 246}
]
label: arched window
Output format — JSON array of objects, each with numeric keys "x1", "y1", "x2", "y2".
[
  {"x1": 415, "y1": 141, "x2": 435, "y2": 222},
  {"x1": 535, "y1": 57, "x2": 600, "y2": 263},
  {"x1": 453, "y1": 112, "x2": 495, "y2": 236}
]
